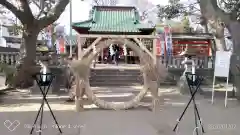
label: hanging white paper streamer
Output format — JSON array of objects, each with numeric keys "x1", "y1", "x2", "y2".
[
  {"x1": 109, "y1": 44, "x2": 114, "y2": 56},
  {"x1": 123, "y1": 44, "x2": 127, "y2": 56}
]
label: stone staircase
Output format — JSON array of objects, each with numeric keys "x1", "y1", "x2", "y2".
[{"x1": 89, "y1": 68, "x2": 143, "y2": 86}]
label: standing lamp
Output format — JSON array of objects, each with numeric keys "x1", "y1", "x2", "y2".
[{"x1": 30, "y1": 61, "x2": 62, "y2": 135}]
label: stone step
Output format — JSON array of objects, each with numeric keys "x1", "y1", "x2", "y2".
[
  {"x1": 90, "y1": 81, "x2": 175, "y2": 87},
  {"x1": 90, "y1": 71, "x2": 141, "y2": 76},
  {"x1": 91, "y1": 68, "x2": 140, "y2": 72},
  {"x1": 90, "y1": 76, "x2": 142, "y2": 81},
  {"x1": 90, "y1": 79, "x2": 142, "y2": 85},
  {"x1": 91, "y1": 68, "x2": 140, "y2": 71},
  {"x1": 89, "y1": 79, "x2": 143, "y2": 83},
  {"x1": 90, "y1": 80, "x2": 142, "y2": 84},
  {"x1": 89, "y1": 69, "x2": 176, "y2": 86},
  {"x1": 91, "y1": 79, "x2": 141, "y2": 83},
  {"x1": 90, "y1": 68, "x2": 142, "y2": 86},
  {"x1": 90, "y1": 74, "x2": 141, "y2": 77},
  {"x1": 90, "y1": 82, "x2": 143, "y2": 87}
]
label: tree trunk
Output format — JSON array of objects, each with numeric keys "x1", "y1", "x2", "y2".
[
  {"x1": 215, "y1": 25, "x2": 226, "y2": 51},
  {"x1": 199, "y1": 0, "x2": 240, "y2": 98},
  {"x1": 227, "y1": 21, "x2": 240, "y2": 99},
  {"x1": 15, "y1": 30, "x2": 39, "y2": 88},
  {"x1": 208, "y1": 20, "x2": 227, "y2": 51},
  {"x1": 204, "y1": 24, "x2": 209, "y2": 33}
]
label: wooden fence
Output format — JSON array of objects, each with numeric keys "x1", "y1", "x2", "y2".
[
  {"x1": 157, "y1": 56, "x2": 214, "y2": 69},
  {"x1": 0, "y1": 52, "x2": 214, "y2": 69},
  {"x1": 0, "y1": 52, "x2": 18, "y2": 65},
  {"x1": 0, "y1": 52, "x2": 68, "y2": 66}
]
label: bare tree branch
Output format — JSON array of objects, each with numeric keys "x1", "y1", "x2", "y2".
[
  {"x1": 38, "y1": 0, "x2": 69, "y2": 29},
  {"x1": 0, "y1": 0, "x2": 24, "y2": 21},
  {"x1": 93, "y1": 0, "x2": 100, "y2": 5},
  {"x1": 19, "y1": 0, "x2": 34, "y2": 18},
  {"x1": 230, "y1": 3, "x2": 240, "y2": 20},
  {"x1": 0, "y1": 0, "x2": 36, "y2": 25},
  {"x1": 31, "y1": 0, "x2": 41, "y2": 9},
  {"x1": 199, "y1": 0, "x2": 231, "y2": 25},
  {"x1": 30, "y1": 0, "x2": 43, "y2": 19}
]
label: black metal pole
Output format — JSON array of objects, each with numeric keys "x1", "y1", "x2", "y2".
[
  {"x1": 187, "y1": 74, "x2": 204, "y2": 133},
  {"x1": 193, "y1": 98, "x2": 199, "y2": 135},
  {"x1": 187, "y1": 84, "x2": 205, "y2": 133},
  {"x1": 30, "y1": 85, "x2": 48, "y2": 134},
  {"x1": 39, "y1": 95, "x2": 44, "y2": 135},
  {"x1": 30, "y1": 103, "x2": 43, "y2": 134},
  {"x1": 173, "y1": 81, "x2": 202, "y2": 132},
  {"x1": 37, "y1": 77, "x2": 62, "y2": 134},
  {"x1": 44, "y1": 97, "x2": 62, "y2": 133},
  {"x1": 186, "y1": 74, "x2": 204, "y2": 134},
  {"x1": 30, "y1": 73, "x2": 62, "y2": 134}
]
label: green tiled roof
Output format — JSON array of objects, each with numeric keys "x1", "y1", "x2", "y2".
[{"x1": 72, "y1": 6, "x2": 154, "y2": 33}]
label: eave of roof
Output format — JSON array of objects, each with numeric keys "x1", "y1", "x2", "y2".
[{"x1": 72, "y1": 6, "x2": 154, "y2": 33}]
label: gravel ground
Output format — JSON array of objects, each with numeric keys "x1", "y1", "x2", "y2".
[
  {"x1": 0, "y1": 87, "x2": 240, "y2": 135},
  {"x1": 0, "y1": 73, "x2": 239, "y2": 135}
]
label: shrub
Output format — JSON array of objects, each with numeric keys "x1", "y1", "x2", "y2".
[{"x1": 0, "y1": 64, "x2": 16, "y2": 87}]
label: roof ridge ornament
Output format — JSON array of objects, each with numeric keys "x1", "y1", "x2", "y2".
[
  {"x1": 92, "y1": 7, "x2": 97, "y2": 23},
  {"x1": 132, "y1": 9, "x2": 139, "y2": 24}
]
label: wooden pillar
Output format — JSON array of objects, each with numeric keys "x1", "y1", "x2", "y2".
[
  {"x1": 123, "y1": 44, "x2": 127, "y2": 63},
  {"x1": 77, "y1": 34, "x2": 82, "y2": 60},
  {"x1": 133, "y1": 38, "x2": 155, "y2": 61},
  {"x1": 79, "y1": 37, "x2": 101, "y2": 60},
  {"x1": 101, "y1": 48, "x2": 104, "y2": 63},
  {"x1": 76, "y1": 35, "x2": 83, "y2": 111},
  {"x1": 153, "y1": 38, "x2": 157, "y2": 65}
]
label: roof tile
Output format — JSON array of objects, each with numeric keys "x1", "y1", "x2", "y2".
[{"x1": 72, "y1": 6, "x2": 154, "y2": 33}]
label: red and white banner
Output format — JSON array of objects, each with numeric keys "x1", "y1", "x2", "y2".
[
  {"x1": 164, "y1": 26, "x2": 173, "y2": 56},
  {"x1": 156, "y1": 37, "x2": 161, "y2": 56},
  {"x1": 156, "y1": 35, "x2": 165, "y2": 56},
  {"x1": 56, "y1": 36, "x2": 65, "y2": 54},
  {"x1": 45, "y1": 25, "x2": 52, "y2": 48},
  {"x1": 59, "y1": 37, "x2": 65, "y2": 54}
]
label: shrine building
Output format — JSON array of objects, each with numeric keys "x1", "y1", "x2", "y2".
[{"x1": 71, "y1": 6, "x2": 215, "y2": 68}]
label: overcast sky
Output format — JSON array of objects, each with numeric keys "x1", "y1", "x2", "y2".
[
  {"x1": 57, "y1": 0, "x2": 174, "y2": 34},
  {"x1": 1, "y1": 0, "x2": 191, "y2": 35}
]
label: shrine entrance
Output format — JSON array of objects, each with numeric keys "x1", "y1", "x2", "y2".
[
  {"x1": 97, "y1": 44, "x2": 141, "y2": 64},
  {"x1": 70, "y1": 6, "x2": 161, "y2": 110},
  {"x1": 72, "y1": 6, "x2": 154, "y2": 65}
]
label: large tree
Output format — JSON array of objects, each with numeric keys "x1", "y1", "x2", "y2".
[
  {"x1": 0, "y1": 0, "x2": 69, "y2": 88},
  {"x1": 199, "y1": 0, "x2": 240, "y2": 99},
  {"x1": 157, "y1": 0, "x2": 229, "y2": 51},
  {"x1": 158, "y1": 0, "x2": 240, "y2": 99}
]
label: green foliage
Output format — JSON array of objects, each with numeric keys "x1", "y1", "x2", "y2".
[
  {"x1": 7, "y1": 24, "x2": 23, "y2": 36},
  {"x1": 157, "y1": 2, "x2": 185, "y2": 20},
  {"x1": 158, "y1": 0, "x2": 240, "y2": 22},
  {"x1": 0, "y1": 64, "x2": 16, "y2": 87},
  {"x1": 37, "y1": 45, "x2": 49, "y2": 52},
  {"x1": 219, "y1": 0, "x2": 240, "y2": 20},
  {"x1": 157, "y1": 0, "x2": 200, "y2": 20},
  {"x1": 181, "y1": 16, "x2": 192, "y2": 32}
]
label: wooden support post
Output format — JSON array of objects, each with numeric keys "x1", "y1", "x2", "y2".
[
  {"x1": 153, "y1": 38, "x2": 157, "y2": 65},
  {"x1": 79, "y1": 37, "x2": 102, "y2": 59},
  {"x1": 101, "y1": 49, "x2": 104, "y2": 63},
  {"x1": 133, "y1": 38, "x2": 155, "y2": 61},
  {"x1": 77, "y1": 35, "x2": 82, "y2": 60},
  {"x1": 75, "y1": 77, "x2": 82, "y2": 112},
  {"x1": 75, "y1": 78, "x2": 85, "y2": 112}
]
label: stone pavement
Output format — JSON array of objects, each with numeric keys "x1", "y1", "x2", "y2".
[{"x1": 0, "y1": 87, "x2": 240, "y2": 135}]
